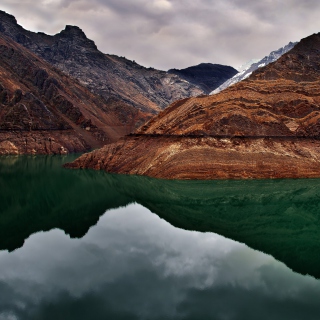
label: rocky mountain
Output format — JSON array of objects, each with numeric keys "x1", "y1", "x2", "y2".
[
  {"x1": 168, "y1": 63, "x2": 238, "y2": 94},
  {"x1": 0, "y1": 10, "x2": 205, "y2": 116},
  {"x1": 0, "y1": 32, "x2": 149, "y2": 155},
  {"x1": 66, "y1": 32, "x2": 320, "y2": 180},
  {"x1": 211, "y1": 41, "x2": 297, "y2": 94}
]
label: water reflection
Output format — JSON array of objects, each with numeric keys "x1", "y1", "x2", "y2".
[
  {"x1": 1, "y1": 156, "x2": 320, "y2": 278},
  {"x1": 104, "y1": 174, "x2": 320, "y2": 279},
  {"x1": 0, "y1": 156, "x2": 320, "y2": 278},
  {"x1": 1, "y1": 156, "x2": 320, "y2": 318},
  {"x1": 0, "y1": 204, "x2": 320, "y2": 320},
  {"x1": 0, "y1": 155, "x2": 131, "y2": 251}
]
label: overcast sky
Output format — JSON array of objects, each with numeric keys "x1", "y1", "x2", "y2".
[{"x1": 1, "y1": 0, "x2": 320, "y2": 70}]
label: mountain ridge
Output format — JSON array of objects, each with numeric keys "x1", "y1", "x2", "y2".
[
  {"x1": 168, "y1": 63, "x2": 238, "y2": 94},
  {"x1": 0, "y1": 10, "x2": 210, "y2": 117},
  {"x1": 211, "y1": 41, "x2": 297, "y2": 94},
  {"x1": 0, "y1": 10, "x2": 237, "y2": 154},
  {"x1": 66, "y1": 32, "x2": 320, "y2": 180}
]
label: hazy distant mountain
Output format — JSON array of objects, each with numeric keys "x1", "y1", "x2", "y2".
[
  {"x1": 0, "y1": 10, "x2": 204, "y2": 116},
  {"x1": 168, "y1": 63, "x2": 238, "y2": 94},
  {"x1": 211, "y1": 42, "x2": 297, "y2": 94}
]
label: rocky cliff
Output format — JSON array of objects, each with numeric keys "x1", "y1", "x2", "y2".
[
  {"x1": 0, "y1": 33, "x2": 148, "y2": 155},
  {"x1": 0, "y1": 10, "x2": 206, "y2": 116},
  {"x1": 168, "y1": 63, "x2": 238, "y2": 94},
  {"x1": 66, "y1": 32, "x2": 320, "y2": 179}
]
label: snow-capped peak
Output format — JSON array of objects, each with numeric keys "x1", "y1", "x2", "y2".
[{"x1": 210, "y1": 41, "x2": 297, "y2": 95}]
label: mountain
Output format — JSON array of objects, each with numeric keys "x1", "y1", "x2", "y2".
[
  {"x1": 168, "y1": 63, "x2": 238, "y2": 94},
  {"x1": 0, "y1": 32, "x2": 149, "y2": 154},
  {"x1": 0, "y1": 10, "x2": 205, "y2": 117},
  {"x1": 66, "y1": 32, "x2": 320, "y2": 180},
  {"x1": 211, "y1": 41, "x2": 297, "y2": 94}
]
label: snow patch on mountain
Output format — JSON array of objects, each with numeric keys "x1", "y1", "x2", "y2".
[
  {"x1": 237, "y1": 59, "x2": 260, "y2": 72},
  {"x1": 210, "y1": 41, "x2": 297, "y2": 95}
]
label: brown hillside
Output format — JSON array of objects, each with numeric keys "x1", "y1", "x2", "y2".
[
  {"x1": 66, "y1": 33, "x2": 320, "y2": 179},
  {"x1": 0, "y1": 33, "x2": 149, "y2": 155}
]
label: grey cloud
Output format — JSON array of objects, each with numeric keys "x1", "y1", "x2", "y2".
[{"x1": 1, "y1": 0, "x2": 320, "y2": 69}]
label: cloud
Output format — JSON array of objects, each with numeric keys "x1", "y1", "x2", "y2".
[{"x1": 1, "y1": 0, "x2": 320, "y2": 70}]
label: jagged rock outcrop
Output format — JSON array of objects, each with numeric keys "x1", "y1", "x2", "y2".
[
  {"x1": 66, "y1": 32, "x2": 320, "y2": 180},
  {"x1": 211, "y1": 41, "x2": 297, "y2": 94},
  {"x1": 168, "y1": 63, "x2": 238, "y2": 94},
  {"x1": 0, "y1": 10, "x2": 205, "y2": 115},
  {"x1": 0, "y1": 33, "x2": 148, "y2": 154}
]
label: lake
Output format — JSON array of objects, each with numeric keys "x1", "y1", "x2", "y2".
[{"x1": 1, "y1": 155, "x2": 320, "y2": 319}]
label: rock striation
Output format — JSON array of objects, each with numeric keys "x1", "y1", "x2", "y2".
[
  {"x1": 66, "y1": 32, "x2": 320, "y2": 180},
  {"x1": 0, "y1": 10, "x2": 206, "y2": 116},
  {"x1": 0, "y1": 33, "x2": 148, "y2": 155},
  {"x1": 168, "y1": 63, "x2": 238, "y2": 94}
]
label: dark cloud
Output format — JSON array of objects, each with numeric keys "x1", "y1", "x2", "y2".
[{"x1": 1, "y1": 0, "x2": 320, "y2": 70}]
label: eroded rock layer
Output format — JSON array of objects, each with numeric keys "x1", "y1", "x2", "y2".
[
  {"x1": 65, "y1": 136, "x2": 320, "y2": 179},
  {"x1": 0, "y1": 131, "x2": 88, "y2": 155},
  {"x1": 66, "y1": 32, "x2": 320, "y2": 179}
]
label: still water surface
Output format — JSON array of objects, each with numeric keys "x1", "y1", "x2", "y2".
[{"x1": 1, "y1": 155, "x2": 320, "y2": 319}]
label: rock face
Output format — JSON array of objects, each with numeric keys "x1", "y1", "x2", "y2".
[
  {"x1": 0, "y1": 10, "x2": 205, "y2": 115},
  {"x1": 211, "y1": 41, "x2": 297, "y2": 94},
  {"x1": 66, "y1": 32, "x2": 320, "y2": 180},
  {"x1": 168, "y1": 63, "x2": 238, "y2": 94},
  {"x1": 0, "y1": 33, "x2": 148, "y2": 155}
]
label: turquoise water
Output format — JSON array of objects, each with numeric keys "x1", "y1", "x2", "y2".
[{"x1": 1, "y1": 155, "x2": 320, "y2": 319}]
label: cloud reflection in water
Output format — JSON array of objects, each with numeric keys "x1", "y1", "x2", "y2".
[{"x1": 0, "y1": 203, "x2": 319, "y2": 320}]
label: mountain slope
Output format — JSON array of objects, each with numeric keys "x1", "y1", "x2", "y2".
[
  {"x1": 0, "y1": 10, "x2": 204, "y2": 116},
  {"x1": 211, "y1": 41, "x2": 297, "y2": 94},
  {"x1": 66, "y1": 32, "x2": 320, "y2": 179},
  {"x1": 0, "y1": 33, "x2": 149, "y2": 155},
  {"x1": 168, "y1": 63, "x2": 238, "y2": 94}
]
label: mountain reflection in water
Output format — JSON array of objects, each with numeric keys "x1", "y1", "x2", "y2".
[
  {"x1": 0, "y1": 204, "x2": 320, "y2": 320},
  {"x1": 1, "y1": 155, "x2": 320, "y2": 319},
  {"x1": 1, "y1": 155, "x2": 320, "y2": 279},
  {"x1": 107, "y1": 173, "x2": 320, "y2": 279}
]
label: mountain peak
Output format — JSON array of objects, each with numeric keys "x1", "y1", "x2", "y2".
[
  {"x1": 60, "y1": 25, "x2": 87, "y2": 38},
  {"x1": 168, "y1": 63, "x2": 238, "y2": 94},
  {"x1": 292, "y1": 32, "x2": 320, "y2": 53},
  {"x1": 250, "y1": 33, "x2": 320, "y2": 82},
  {"x1": 57, "y1": 25, "x2": 97, "y2": 49},
  {"x1": 64, "y1": 25, "x2": 85, "y2": 34},
  {"x1": 0, "y1": 10, "x2": 17, "y2": 24}
]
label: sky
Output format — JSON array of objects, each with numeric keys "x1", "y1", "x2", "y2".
[{"x1": 1, "y1": 0, "x2": 320, "y2": 70}]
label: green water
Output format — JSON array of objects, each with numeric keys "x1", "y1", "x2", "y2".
[
  {"x1": 0, "y1": 155, "x2": 131, "y2": 251},
  {"x1": 1, "y1": 155, "x2": 320, "y2": 319}
]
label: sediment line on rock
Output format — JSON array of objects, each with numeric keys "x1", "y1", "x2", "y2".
[{"x1": 64, "y1": 135, "x2": 320, "y2": 180}]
